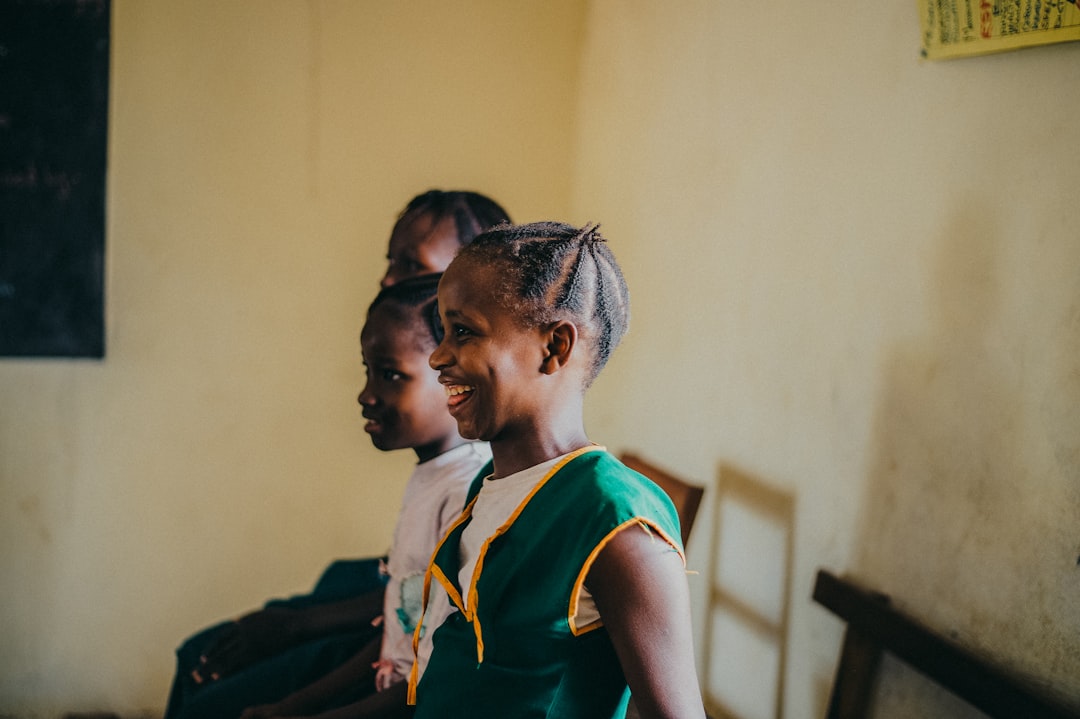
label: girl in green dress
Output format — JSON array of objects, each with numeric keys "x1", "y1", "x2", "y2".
[{"x1": 412, "y1": 222, "x2": 705, "y2": 719}]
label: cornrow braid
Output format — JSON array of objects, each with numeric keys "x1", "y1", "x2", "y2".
[
  {"x1": 398, "y1": 190, "x2": 512, "y2": 247},
  {"x1": 459, "y1": 222, "x2": 630, "y2": 386},
  {"x1": 367, "y1": 273, "x2": 443, "y2": 347},
  {"x1": 583, "y1": 226, "x2": 616, "y2": 370}
]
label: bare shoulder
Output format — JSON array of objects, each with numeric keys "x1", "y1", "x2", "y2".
[{"x1": 588, "y1": 523, "x2": 706, "y2": 719}]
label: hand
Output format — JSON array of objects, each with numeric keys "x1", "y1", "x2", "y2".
[
  {"x1": 372, "y1": 658, "x2": 396, "y2": 692},
  {"x1": 192, "y1": 607, "x2": 300, "y2": 683}
]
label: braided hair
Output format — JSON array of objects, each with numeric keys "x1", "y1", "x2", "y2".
[
  {"x1": 457, "y1": 222, "x2": 630, "y2": 386},
  {"x1": 397, "y1": 190, "x2": 511, "y2": 248},
  {"x1": 366, "y1": 273, "x2": 443, "y2": 348}
]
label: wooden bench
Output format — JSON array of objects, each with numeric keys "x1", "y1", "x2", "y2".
[{"x1": 813, "y1": 569, "x2": 1078, "y2": 719}]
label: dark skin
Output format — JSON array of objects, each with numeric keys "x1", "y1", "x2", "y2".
[
  {"x1": 429, "y1": 258, "x2": 706, "y2": 719},
  {"x1": 588, "y1": 528, "x2": 705, "y2": 719},
  {"x1": 231, "y1": 306, "x2": 455, "y2": 718},
  {"x1": 429, "y1": 256, "x2": 589, "y2": 478},
  {"x1": 193, "y1": 593, "x2": 384, "y2": 684},
  {"x1": 193, "y1": 206, "x2": 470, "y2": 711},
  {"x1": 200, "y1": 203, "x2": 462, "y2": 680},
  {"x1": 239, "y1": 643, "x2": 412, "y2": 719},
  {"x1": 380, "y1": 212, "x2": 461, "y2": 288},
  {"x1": 359, "y1": 306, "x2": 466, "y2": 463},
  {"x1": 196, "y1": 307, "x2": 461, "y2": 719}
]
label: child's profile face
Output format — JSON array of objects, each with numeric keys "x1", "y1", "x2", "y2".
[
  {"x1": 359, "y1": 306, "x2": 460, "y2": 462},
  {"x1": 380, "y1": 212, "x2": 460, "y2": 288},
  {"x1": 429, "y1": 257, "x2": 548, "y2": 444}
]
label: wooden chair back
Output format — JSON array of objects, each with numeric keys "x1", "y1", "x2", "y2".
[
  {"x1": 619, "y1": 452, "x2": 705, "y2": 547},
  {"x1": 813, "y1": 569, "x2": 1077, "y2": 719}
]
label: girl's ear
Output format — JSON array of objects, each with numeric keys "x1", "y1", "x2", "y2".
[{"x1": 541, "y1": 320, "x2": 578, "y2": 375}]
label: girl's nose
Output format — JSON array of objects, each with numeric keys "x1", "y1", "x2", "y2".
[
  {"x1": 429, "y1": 341, "x2": 450, "y2": 370},
  {"x1": 358, "y1": 384, "x2": 375, "y2": 406}
]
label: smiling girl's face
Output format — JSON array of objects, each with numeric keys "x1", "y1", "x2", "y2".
[
  {"x1": 358, "y1": 302, "x2": 461, "y2": 463},
  {"x1": 428, "y1": 256, "x2": 551, "y2": 448}
]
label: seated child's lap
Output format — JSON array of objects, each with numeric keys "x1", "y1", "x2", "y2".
[
  {"x1": 172, "y1": 627, "x2": 380, "y2": 719},
  {"x1": 168, "y1": 556, "x2": 387, "y2": 719}
]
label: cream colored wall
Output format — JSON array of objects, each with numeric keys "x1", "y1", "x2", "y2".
[
  {"x1": 575, "y1": 2, "x2": 1079, "y2": 718},
  {"x1": 0, "y1": 1, "x2": 585, "y2": 715},
  {"x1": 4, "y1": 2, "x2": 1078, "y2": 717}
]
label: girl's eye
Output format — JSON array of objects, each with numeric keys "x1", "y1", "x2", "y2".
[
  {"x1": 388, "y1": 256, "x2": 422, "y2": 275},
  {"x1": 452, "y1": 325, "x2": 472, "y2": 339},
  {"x1": 381, "y1": 369, "x2": 404, "y2": 382}
]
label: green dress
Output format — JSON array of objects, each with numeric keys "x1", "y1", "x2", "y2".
[{"x1": 411, "y1": 447, "x2": 683, "y2": 719}]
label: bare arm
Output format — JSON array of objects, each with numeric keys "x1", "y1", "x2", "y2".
[
  {"x1": 587, "y1": 523, "x2": 706, "y2": 719},
  {"x1": 239, "y1": 637, "x2": 383, "y2": 719},
  {"x1": 286, "y1": 589, "x2": 386, "y2": 636},
  {"x1": 196, "y1": 588, "x2": 385, "y2": 682}
]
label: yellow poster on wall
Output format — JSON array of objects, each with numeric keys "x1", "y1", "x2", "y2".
[{"x1": 919, "y1": 0, "x2": 1080, "y2": 59}]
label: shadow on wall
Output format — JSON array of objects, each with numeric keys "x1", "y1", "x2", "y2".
[
  {"x1": 853, "y1": 201, "x2": 1080, "y2": 716},
  {"x1": 701, "y1": 464, "x2": 796, "y2": 719}
]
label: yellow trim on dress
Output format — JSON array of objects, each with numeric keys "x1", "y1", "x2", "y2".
[
  {"x1": 567, "y1": 518, "x2": 685, "y2": 636},
  {"x1": 408, "y1": 445, "x2": 605, "y2": 704},
  {"x1": 407, "y1": 492, "x2": 481, "y2": 705},
  {"x1": 465, "y1": 445, "x2": 601, "y2": 662}
]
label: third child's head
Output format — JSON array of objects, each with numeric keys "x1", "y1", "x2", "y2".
[
  {"x1": 429, "y1": 222, "x2": 630, "y2": 446},
  {"x1": 359, "y1": 274, "x2": 462, "y2": 463},
  {"x1": 380, "y1": 190, "x2": 511, "y2": 288}
]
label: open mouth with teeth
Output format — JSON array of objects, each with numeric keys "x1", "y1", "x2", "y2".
[{"x1": 445, "y1": 384, "x2": 475, "y2": 410}]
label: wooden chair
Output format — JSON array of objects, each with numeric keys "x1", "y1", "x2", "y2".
[
  {"x1": 620, "y1": 451, "x2": 705, "y2": 547},
  {"x1": 813, "y1": 569, "x2": 1078, "y2": 719}
]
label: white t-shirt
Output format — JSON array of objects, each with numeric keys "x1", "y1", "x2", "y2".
[
  {"x1": 379, "y1": 441, "x2": 491, "y2": 685},
  {"x1": 457, "y1": 452, "x2": 600, "y2": 627}
]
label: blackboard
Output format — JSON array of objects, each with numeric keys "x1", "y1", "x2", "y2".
[{"x1": 0, "y1": 0, "x2": 110, "y2": 358}]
